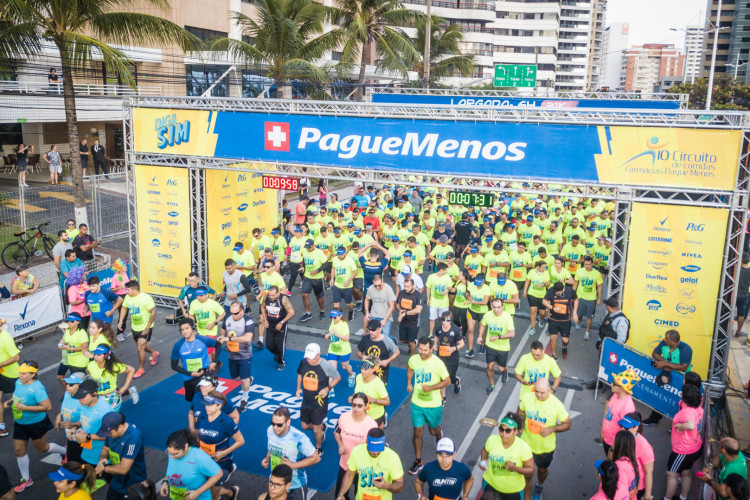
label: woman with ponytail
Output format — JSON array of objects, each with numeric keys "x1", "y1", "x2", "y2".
[
  {"x1": 612, "y1": 430, "x2": 639, "y2": 500},
  {"x1": 160, "y1": 429, "x2": 223, "y2": 500},
  {"x1": 591, "y1": 460, "x2": 619, "y2": 500},
  {"x1": 83, "y1": 320, "x2": 117, "y2": 358},
  {"x1": 48, "y1": 460, "x2": 96, "y2": 499},
  {"x1": 86, "y1": 345, "x2": 136, "y2": 410}
]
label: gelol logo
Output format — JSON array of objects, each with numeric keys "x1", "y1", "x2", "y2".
[
  {"x1": 265, "y1": 122, "x2": 290, "y2": 151},
  {"x1": 167, "y1": 211, "x2": 179, "y2": 218},
  {"x1": 622, "y1": 136, "x2": 668, "y2": 167},
  {"x1": 238, "y1": 203, "x2": 248, "y2": 212},
  {"x1": 221, "y1": 222, "x2": 232, "y2": 230},
  {"x1": 155, "y1": 113, "x2": 190, "y2": 149},
  {"x1": 223, "y1": 236, "x2": 232, "y2": 247},
  {"x1": 686, "y1": 223, "x2": 705, "y2": 232},
  {"x1": 676, "y1": 303, "x2": 696, "y2": 315},
  {"x1": 646, "y1": 299, "x2": 662, "y2": 311},
  {"x1": 681, "y1": 265, "x2": 701, "y2": 273}
]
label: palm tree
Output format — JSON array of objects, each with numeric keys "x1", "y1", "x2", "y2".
[
  {"x1": 381, "y1": 15, "x2": 474, "y2": 85},
  {"x1": 1, "y1": 0, "x2": 201, "y2": 224},
  {"x1": 335, "y1": 0, "x2": 418, "y2": 99},
  {"x1": 211, "y1": 0, "x2": 345, "y2": 99}
]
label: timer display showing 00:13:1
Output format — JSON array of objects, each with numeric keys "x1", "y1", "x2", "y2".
[{"x1": 262, "y1": 176, "x2": 300, "y2": 191}]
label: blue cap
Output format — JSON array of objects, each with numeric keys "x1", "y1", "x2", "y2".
[
  {"x1": 497, "y1": 276, "x2": 507, "y2": 285},
  {"x1": 343, "y1": 203, "x2": 351, "y2": 208},
  {"x1": 329, "y1": 310, "x2": 343, "y2": 318},
  {"x1": 62, "y1": 374, "x2": 83, "y2": 385},
  {"x1": 438, "y1": 221, "x2": 446, "y2": 226},
  {"x1": 533, "y1": 210, "x2": 541, "y2": 215},
  {"x1": 347, "y1": 222, "x2": 354, "y2": 227},
  {"x1": 470, "y1": 247, "x2": 478, "y2": 253},
  {"x1": 354, "y1": 228, "x2": 362, "y2": 234},
  {"x1": 233, "y1": 245, "x2": 242, "y2": 251},
  {"x1": 294, "y1": 227, "x2": 303, "y2": 232},
  {"x1": 91, "y1": 345, "x2": 111, "y2": 356},
  {"x1": 594, "y1": 459, "x2": 605, "y2": 476},
  {"x1": 367, "y1": 434, "x2": 386, "y2": 453},
  {"x1": 65, "y1": 313, "x2": 82, "y2": 322},
  {"x1": 203, "y1": 395, "x2": 224, "y2": 406},
  {"x1": 403, "y1": 250, "x2": 412, "y2": 257},
  {"x1": 526, "y1": 216, "x2": 534, "y2": 222},
  {"x1": 195, "y1": 288, "x2": 208, "y2": 296},
  {"x1": 336, "y1": 247, "x2": 346, "y2": 255},
  {"x1": 392, "y1": 236, "x2": 399, "y2": 242},
  {"x1": 48, "y1": 467, "x2": 84, "y2": 482},
  {"x1": 618, "y1": 415, "x2": 640, "y2": 429},
  {"x1": 270, "y1": 228, "x2": 280, "y2": 234},
  {"x1": 507, "y1": 223, "x2": 516, "y2": 228},
  {"x1": 563, "y1": 202, "x2": 569, "y2": 206},
  {"x1": 333, "y1": 227, "x2": 341, "y2": 233},
  {"x1": 483, "y1": 217, "x2": 490, "y2": 222},
  {"x1": 474, "y1": 277, "x2": 484, "y2": 286},
  {"x1": 484, "y1": 236, "x2": 493, "y2": 241},
  {"x1": 589, "y1": 224, "x2": 597, "y2": 230}
]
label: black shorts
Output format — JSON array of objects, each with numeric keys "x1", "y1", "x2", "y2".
[
  {"x1": 0, "y1": 374, "x2": 17, "y2": 393},
  {"x1": 483, "y1": 484, "x2": 521, "y2": 500},
  {"x1": 533, "y1": 451, "x2": 554, "y2": 469},
  {"x1": 468, "y1": 309, "x2": 485, "y2": 322},
  {"x1": 228, "y1": 358, "x2": 252, "y2": 380},
  {"x1": 352, "y1": 278, "x2": 363, "y2": 291},
  {"x1": 13, "y1": 415, "x2": 53, "y2": 441},
  {"x1": 375, "y1": 414, "x2": 386, "y2": 427},
  {"x1": 332, "y1": 287, "x2": 353, "y2": 305},
  {"x1": 399, "y1": 323, "x2": 419, "y2": 343},
  {"x1": 301, "y1": 278, "x2": 324, "y2": 297},
  {"x1": 485, "y1": 346, "x2": 509, "y2": 367},
  {"x1": 667, "y1": 446, "x2": 704, "y2": 473},
  {"x1": 527, "y1": 295, "x2": 546, "y2": 310},
  {"x1": 57, "y1": 362, "x2": 71, "y2": 377},
  {"x1": 737, "y1": 294, "x2": 750, "y2": 318},
  {"x1": 183, "y1": 377, "x2": 201, "y2": 402},
  {"x1": 300, "y1": 405, "x2": 327, "y2": 426},
  {"x1": 133, "y1": 328, "x2": 153, "y2": 343},
  {"x1": 322, "y1": 262, "x2": 333, "y2": 274},
  {"x1": 548, "y1": 320, "x2": 572, "y2": 338}
]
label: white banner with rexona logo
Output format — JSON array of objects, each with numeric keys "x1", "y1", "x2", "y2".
[{"x1": 2, "y1": 286, "x2": 65, "y2": 339}]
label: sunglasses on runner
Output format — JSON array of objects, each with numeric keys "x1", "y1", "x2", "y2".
[
  {"x1": 264, "y1": 265, "x2": 273, "y2": 269},
  {"x1": 441, "y1": 318, "x2": 452, "y2": 322},
  {"x1": 351, "y1": 403, "x2": 366, "y2": 408},
  {"x1": 499, "y1": 427, "x2": 514, "y2": 434},
  {"x1": 270, "y1": 420, "x2": 287, "y2": 427}
]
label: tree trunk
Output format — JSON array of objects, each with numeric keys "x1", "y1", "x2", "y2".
[
  {"x1": 356, "y1": 41, "x2": 370, "y2": 101},
  {"x1": 278, "y1": 80, "x2": 291, "y2": 99},
  {"x1": 58, "y1": 44, "x2": 88, "y2": 226}
]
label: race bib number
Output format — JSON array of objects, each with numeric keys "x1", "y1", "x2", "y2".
[
  {"x1": 362, "y1": 494, "x2": 382, "y2": 500},
  {"x1": 303, "y1": 376, "x2": 319, "y2": 392},
  {"x1": 400, "y1": 298, "x2": 413, "y2": 309},
  {"x1": 132, "y1": 315, "x2": 144, "y2": 326},
  {"x1": 108, "y1": 450, "x2": 121, "y2": 465},
  {"x1": 417, "y1": 389, "x2": 432, "y2": 401},
  {"x1": 330, "y1": 343, "x2": 342, "y2": 353},
  {"x1": 290, "y1": 252, "x2": 302, "y2": 263},
  {"x1": 185, "y1": 358, "x2": 203, "y2": 372},
  {"x1": 567, "y1": 262, "x2": 578, "y2": 273},
  {"x1": 89, "y1": 303, "x2": 101, "y2": 313},
  {"x1": 169, "y1": 485, "x2": 188, "y2": 500},
  {"x1": 199, "y1": 441, "x2": 216, "y2": 456},
  {"x1": 553, "y1": 302, "x2": 567, "y2": 315},
  {"x1": 438, "y1": 345, "x2": 452, "y2": 357},
  {"x1": 489, "y1": 269, "x2": 499, "y2": 279},
  {"x1": 512, "y1": 269, "x2": 522, "y2": 279},
  {"x1": 526, "y1": 418, "x2": 545, "y2": 435},
  {"x1": 227, "y1": 341, "x2": 240, "y2": 353},
  {"x1": 11, "y1": 404, "x2": 22, "y2": 421},
  {"x1": 490, "y1": 460, "x2": 505, "y2": 476}
]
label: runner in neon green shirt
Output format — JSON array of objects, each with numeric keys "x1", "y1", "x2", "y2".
[
  {"x1": 574, "y1": 256, "x2": 603, "y2": 338},
  {"x1": 325, "y1": 311, "x2": 355, "y2": 388},
  {"x1": 331, "y1": 248, "x2": 358, "y2": 320},
  {"x1": 483, "y1": 243, "x2": 510, "y2": 281},
  {"x1": 524, "y1": 261, "x2": 551, "y2": 336},
  {"x1": 480, "y1": 416, "x2": 534, "y2": 496},
  {"x1": 232, "y1": 243, "x2": 256, "y2": 278},
  {"x1": 188, "y1": 293, "x2": 226, "y2": 338},
  {"x1": 479, "y1": 298, "x2": 515, "y2": 393},
  {"x1": 465, "y1": 274, "x2": 491, "y2": 359},
  {"x1": 339, "y1": 432, "x2": 404, "y2": 500},
  {"x1": 490, "y1": 274, "x2": 519, "y2": 316},
  {"x1": 425, "y1": 262, "x2": 454, "y2": 334},
  {"x1": 508, "y1": 243, "x2": 532, "y2": 286},
  {"x1": 119, "y1": 282, "x2": 157, "y2": 377}
]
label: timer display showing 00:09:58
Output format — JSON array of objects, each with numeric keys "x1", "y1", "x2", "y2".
[{"x1": 262, "y1": 175, "x2": 299, "y2": 191}]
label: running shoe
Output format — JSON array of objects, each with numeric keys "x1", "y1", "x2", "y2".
[
  {"x1": 116, "y1": 334, "x2": 125, "y2": 343},
  {"x1": 285, "y1": 291, "x2": 292, "y2": 297},
  {"x1": 551, "y1": 355, "x2": 558, "y2": 361},
  {"x1": 329, "y1": 388, "x2": 336, "y2": 398},
  {"x1": 0, "y1": 424, "x2": 7, "y2": 438},
  {"x1": 454, "y1": 377, "x2": 461, "y2": 394},
  {"x1": 238, "y1": 399, "x2": 248, "y2": 413},
  {"x1": 319, "y1": 311, "x2": 325, "y2": 320},
  {"x1": 485, "y1": 384, "x2": 495, "y2": 395},
  {"x1": 348, "y1": 311, "x2": 354, "y2": 321},
  {"x1": 479, "y1": 345, "x2": 486, "y2": 354},
  {"x1": 300, "y1": 312, "x2": 312, "y2": 322},
  {"x1": 129, "y1": 386, "x2": 139, "y2": 404},
  {"x1": 501, "y1": 371, "x2": 509, "y2": 383},
  {"x1": 355, "y1": 301, "x2": 362, "y2": 308},
  {"x1": 575, "y1": 322, "x2": 581, "y2": 330},
  {"x1": 123, "y1": 330, "x2": 132, "y2": 337},
  {"x1": 255, "y1": 341, "x2": 264, "y2": 350},
  {"x1": 528, "y1": 327, "x2": 536, "y2": 336},
  {"x1": 584, "y1": 331, "x2": 590, "y2": 341},
  {"x1": 643, "y1": 415, "x2": 661, "y2": 425},
  {"x1": 532, "y1": 484, "x2": 544, "y2": 500},
  {"x1": 538, "y1": 318, "x2": 546, "y2": 328},
  {"x1": 317, "y1": 447, "x2": 324, "y2": 457},
  {"x1": 133, "y1": 369, "x2": 145, "y2": 379},
  {"x1": 465, "y1": 349, "x2": 475, "y2": 359},
  {"x1": 347, "y1": 375, "x2": 356, "y2": 388},
  {"x1": 407, "y1": 459, "x2": 424, "y2": 475},
  {"x1": 442, "y1": 397, "x2": 447, "y2": 407},
  {"x1": 384, "y1": 412, "x2": 389, "y2": 428},
  {"x1": 230, "y1": 486, "x2": 240, "y2": 499},
  {"x1": 226, "y1": 463, "x2": 238, "y2": 481},
  {"x1": 149, "y1": 351, "x2": 160, "y2": 366},
  {"x1": 13, "y1": 478, "x2": 33, "y2": 493},
  {"x1": 277, "y1": 362, "x2": 285, "y2": 370},
  {"x1": 562, "y1": 347, "x2": 568, "y2": 360}
]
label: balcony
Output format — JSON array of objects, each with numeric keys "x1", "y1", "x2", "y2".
[{"x1": 404, "y1": 0, "x2": 493, "y2": 10}]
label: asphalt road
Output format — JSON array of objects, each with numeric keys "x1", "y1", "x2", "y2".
[{"x1": 0, "y1": 280, "x2": 677, "y2": 500}]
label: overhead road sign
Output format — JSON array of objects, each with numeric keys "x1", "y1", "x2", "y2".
[{"x1": 494, "y1": 64, "x2": 537, "y2": 88}]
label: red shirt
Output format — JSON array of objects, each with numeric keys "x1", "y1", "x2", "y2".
[
  {"x1": 295, "y1": 201, "x2": 307, "y2": 225},
  {"x1": 363, "y1": 216, "x2": 381, "y2": 231}
]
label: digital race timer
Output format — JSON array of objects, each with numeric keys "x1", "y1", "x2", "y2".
[
  {"x1": 262, "y1": 175, "x2": 300, "y2": 191},
  {"x1": 448, "y1": 190, "x2": 494, "y2": 207}
]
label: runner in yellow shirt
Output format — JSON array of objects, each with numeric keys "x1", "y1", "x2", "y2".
[
  {"x1": 514, "y1": 341, "x2": 562, "y2": 395},
  {"x1": 325, "y1": 310, "x2": 355, "y2": 389},
  {"x1": 479, "y1": 413, "x2": 534, "y2": 498},
  {"x1": 524, "y1": 261, "x2": 551, "y2": 337},
  {"x1": 478, "y1": 298, "x2": 515, "y2": 395},
  {"x1": 573, "y1": 256, "x2": 603, "y2": 340},
  {"x1": 490, "y1": 273, "x2": 520, "y2": 316}
]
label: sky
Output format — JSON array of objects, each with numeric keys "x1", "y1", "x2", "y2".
[{"x1": 606, "y1": 0, "x2": 707, "y2": 50}]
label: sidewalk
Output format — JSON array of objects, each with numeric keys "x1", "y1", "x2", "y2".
[{"x1": 726, "y1": 325, "x2": 750, "y2": 451}]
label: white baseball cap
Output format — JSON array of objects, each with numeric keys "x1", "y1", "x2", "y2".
[
  {"x1": 304, "y1": 343, "x2": 321, "y2": 360},
  {"x1": 401, "y1": 265, "x2": 412, "y2": 275},
  {"x1": 436, "y1": 437, "x2": 455, "y2": 454}
]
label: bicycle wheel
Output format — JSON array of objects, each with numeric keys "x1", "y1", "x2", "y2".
[
  {"x1": 2, "y1": 242, "x2": 28, "y2": 271},
  {"x1": 43, "y1": 235, "x2": 56, "y2": 260}
]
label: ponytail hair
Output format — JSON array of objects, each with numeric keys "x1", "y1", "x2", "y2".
[
  {"x1": 91, "y1": 319, "x2": 118, "y2": 349},
  {"x1": 166, "y1": 429, "x2": 199, "y2": 451},
  {"x1": 597, "y1": 460, "x2": 619, "y2": 500},
  {"x1": 62, "y1": 461, "x2": 97, "y2": 492}
]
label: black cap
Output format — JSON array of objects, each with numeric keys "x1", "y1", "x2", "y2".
[
  {"x1": 605, "y1": 296, "x2": 619, "y2": 308},
  {"x1": 493, "y1": 242, "x2": 503, "y2": 250},
  {"x1": 367, "y1": 319, "x2": 382, "y2": 331},
  {"x1": 304, "y1": 239, "x2": 314, "y2": 247},
  {"x1": 73, "y1": 379, "x2": 99, "y2": 399}
]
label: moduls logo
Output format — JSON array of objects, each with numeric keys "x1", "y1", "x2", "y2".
[
  {"x1": 155, "y1": 113, "x2": 190, "y2": 149},
  {"x1": 676, "y1": 303, "x2": 697, "y2": 315},
  {"x1": 646, "y1": 299, "x2": 662, "y2": 311},
  {"x1": 644, "y1": 284, "x2": 667, "y2": 295},
  {"x1": 265, "y1": 122, "x2": 289, "y2": 151}
]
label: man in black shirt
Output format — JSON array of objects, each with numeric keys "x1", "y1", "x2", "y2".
[
  {"x1": 431, "y1": 220, "x2": 453, "y2": 245},
  {"x1": 72, "y1": 223, "x2": 99, "y2": 269},
  {"x1": 396, "y1": 278, "x2": 423, "y2": 355},
  {"x1": 432, "y1": 311, "x2": 464, "y2": 402},
  {"x1": 357, "y1": 319, "x2": 400, "y2": 384},
  {"x1": 542, "y1": 281, "x2": 578, "y2": 360},
  {"x1": 296, "y1": 343, "x2": 340, "y2": 455},
  {"x1": 454, "y1": 213, "x2": 474, "y2": 258},
  {"x1": 79, "y1": 138, "x2": 89, "y2": 177}
]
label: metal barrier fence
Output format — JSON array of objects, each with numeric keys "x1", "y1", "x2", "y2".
[{"x1": 0, "y1": 172, "x2": 130, "y2": 289}]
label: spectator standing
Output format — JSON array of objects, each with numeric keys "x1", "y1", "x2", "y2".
[
  {"x1": 617, "y1": 413, "x2": 654, "y2": 500},
  {"x1": 44, "y1": 145, "x2": 61, "y2": 184},
  {"x1": 601, "y1": 369, "x2": 639, "y2": 455},
  {"x1": 596, "y1": 297, "x2": 630, "y2": 350},
  {"x1": 664, "y1": 385, "x2": 704, "y2": 500},
  {"x1": 318, "y1": 179, "x2": 328, "y2": 207},
  {"x1": 79, "y1": 139, "x2": 89, "y2": 178},
  {"x1": 91, "y1": 139, "x2": 106, "y2": 176},
  {"x1": 53, "y1": 230, "x2": 73, "y2": 274},
  {"x1": 66, "y1": 219, "x2": 79, "y2": 241},
  {"x1": 295, "y1": 197, "x2": 309, "y2": 225},
  {"x1": 15, "y1": 144, "x2": 32, "y2": 187},
  {"x1": 59, "y1": 249, "x2": 83, "y2": 291},
  {"x1": 71, "y1": 224, "x2": 100, "y2": 271},
  {"x1": 48, "y1": 68, "x2": 61, "y2": 92}
]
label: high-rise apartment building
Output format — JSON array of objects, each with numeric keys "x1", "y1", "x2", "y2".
[
  {"x1": 601, "y1": 22, "x2": 629, "y2": 90},
  {"x1": 702, "y1": 0, "x2": 736, "y2": 78},
  {"x1": 683, "y1": 25, "x2": 705, "y2": 83},
  {"x1": 622, "y1": 44, "x2": 685, "y2": 93},
  {"x1": 557, "y1": 0, "x2": 594, "y2": 91},
  {"x1": 586, "y1": 0, "x2": 606, "y2": 90}
]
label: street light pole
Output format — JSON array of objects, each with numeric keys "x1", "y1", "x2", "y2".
[
  {"x1": 422, "y1": 0, "x2": 431, "y2": 88},
  {"x1": 705, "y1": 0, "x2": 722, "y2": 110}
]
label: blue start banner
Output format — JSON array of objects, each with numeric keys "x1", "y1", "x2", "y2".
[
  {"x1": 597, "y1": 338, "x2": 684, "y2": 418},
  {"x1": 371, "y1": 93, "x2": 682, "y2": 110}
]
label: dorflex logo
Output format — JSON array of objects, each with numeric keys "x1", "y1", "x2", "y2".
[
  {"x1": 645, "y1": 273, "x2": 667, "y2": 281},
  {"x1": 676, "y1": 303, "x2": 697, "y2": 315},
  {"x1": 265, "y1": 122, "x2": 289, "y2": 151},
  {"x1": 156, "y1": 113, "x2": 190, "y2": 149},
  {"x1": 646, "y1": 299, "x2": 662, "y2": 311},
  {"x1": 686, "y1": 223, "x2": 705, "y2": 232},
  {"x1": 238, "y1": 203, "x2": 248, "y2": 212}
]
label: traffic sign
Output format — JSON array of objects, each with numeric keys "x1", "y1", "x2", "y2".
[{"x1": 494, "y1": 64, "x2": 537, "y2": 88}]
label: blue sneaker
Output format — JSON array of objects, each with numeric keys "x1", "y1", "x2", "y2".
[
  {"x1": 347, "y1": 375, "x2": 356, "y2": 388},
  {"x1": 532, "y1": 484, "x2": 543, "y2": 500},
  {"x1": 479, "y1": 345, "x2": 486, "y2": 354}
]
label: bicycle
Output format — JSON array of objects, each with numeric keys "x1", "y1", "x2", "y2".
[{"x1": 2, "y1": 222, "x2": 56, "y2": 270}]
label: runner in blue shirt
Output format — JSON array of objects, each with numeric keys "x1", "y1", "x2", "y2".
[
  {"x1": 358, "y1": 241, "x2": 391, "y2": 297},
  {"x1": 171, "y1": 318, "x2": 221, "y2": 402},
  {"x1": 263, "y1": 407, "x2": 320, "y2": 500},
  {"x1": 84, "y1": 276, "x2": 123, "y2": 324},
  {"x1": 195, "y1": 392, "x2": 245, "y2": 499},
  {"x1": 54, "y1": 374, "x2": 84, "y2": 464},
  {"x1": 416, "y1": 437, "x2": 473, "y2": 500},
  {"x1": 95, "y1": 412, "x2": 148, "y2": 498},
  {"x1": 73, "y1": 379, "x2": 113, "y2": 467},
  {"x1": 161, "y1": 429, "x2": 224, "y2": 500}
]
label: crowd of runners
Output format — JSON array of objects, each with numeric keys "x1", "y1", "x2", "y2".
[{"x1": 0, "y1": 178, "x2": 747, "y2": 500}]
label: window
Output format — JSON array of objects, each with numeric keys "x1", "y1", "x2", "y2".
[
  {"x1": 0, "y1": 124, "x2": 22, "y2": 148},
  {"x1": 0, "y1": 60, "x2": 18, "y2": 81},
  {"x1": 184, "y1": 26, "x2": 228, "y2": 44},
  {"x1": 185, "y1": 64, "x2": 229, "y2": 97},
  {"x1": 331, "y1": 51, "x2": 342, "y2": 61},
  {"x1": 242, "y1": 35, "x2": 255, "y2": 44},
  {"x1": 241, "y1": 70, "x2": 274, "y2": 98}
]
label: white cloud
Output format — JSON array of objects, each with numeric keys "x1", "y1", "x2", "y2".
[{"x1": 606, "y1": 0, "x2": 706, "y2": 50}]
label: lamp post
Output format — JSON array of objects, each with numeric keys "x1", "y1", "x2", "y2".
[
  {"x1": 726, "y1": 52, "x2": 746, "y2": 79},
  {"x1": 422, "y1": 0, "x2": 431, "y2": 88}
]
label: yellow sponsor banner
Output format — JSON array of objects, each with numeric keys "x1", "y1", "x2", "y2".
[
  {"x1": 132, "y1": 108, "x2": 219, "y2": 156},
  {"x1": 594, "y1": 126, "x2": 741, "y2": 191},
  {"x1": 134, "y1": 165, "x2": 192, "y2": 298},
  {"x1": 205, "y1": 164, "x2": 279, "y2": 291},
  {"x1": 622, "y1": 203, "x2": 728, "y2": 377}
]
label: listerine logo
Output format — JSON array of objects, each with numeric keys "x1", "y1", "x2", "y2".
[{"x1": 156, "y1": 113, "x2": 190, "y2": 149}]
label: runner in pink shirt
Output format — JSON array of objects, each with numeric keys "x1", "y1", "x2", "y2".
[
  {"x1": 618, "y1": 413, "x2": 654, "y2": 500},
  {"x1": 591, "y1": 459, "x2": 620, "y2": 500},
  {"x1": 110, "y1": 259, "x2": 130, "y2": 342},
  {"x1": 601, "y1": 369, "x2": 639, "y2": 455},
  {"x1": 65, "y1": 266, "x2": 91, "y2": 331},
  {"x1": 612, "y1": 430, "x2": 639, "y2": 500},
  {"x1": 334, "y1": 393, "x2": 377, "y2": 500},
  {"x1": 665, "y1": 385, "x2": 704, "y2": 500}
]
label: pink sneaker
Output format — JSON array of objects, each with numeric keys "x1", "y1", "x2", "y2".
[
  {"x1": 14, "y1": 478, "x2": 33, "y2": 493},
  {"x1": 150, "y1": 351, "x2": 160, "y2": 366}
]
